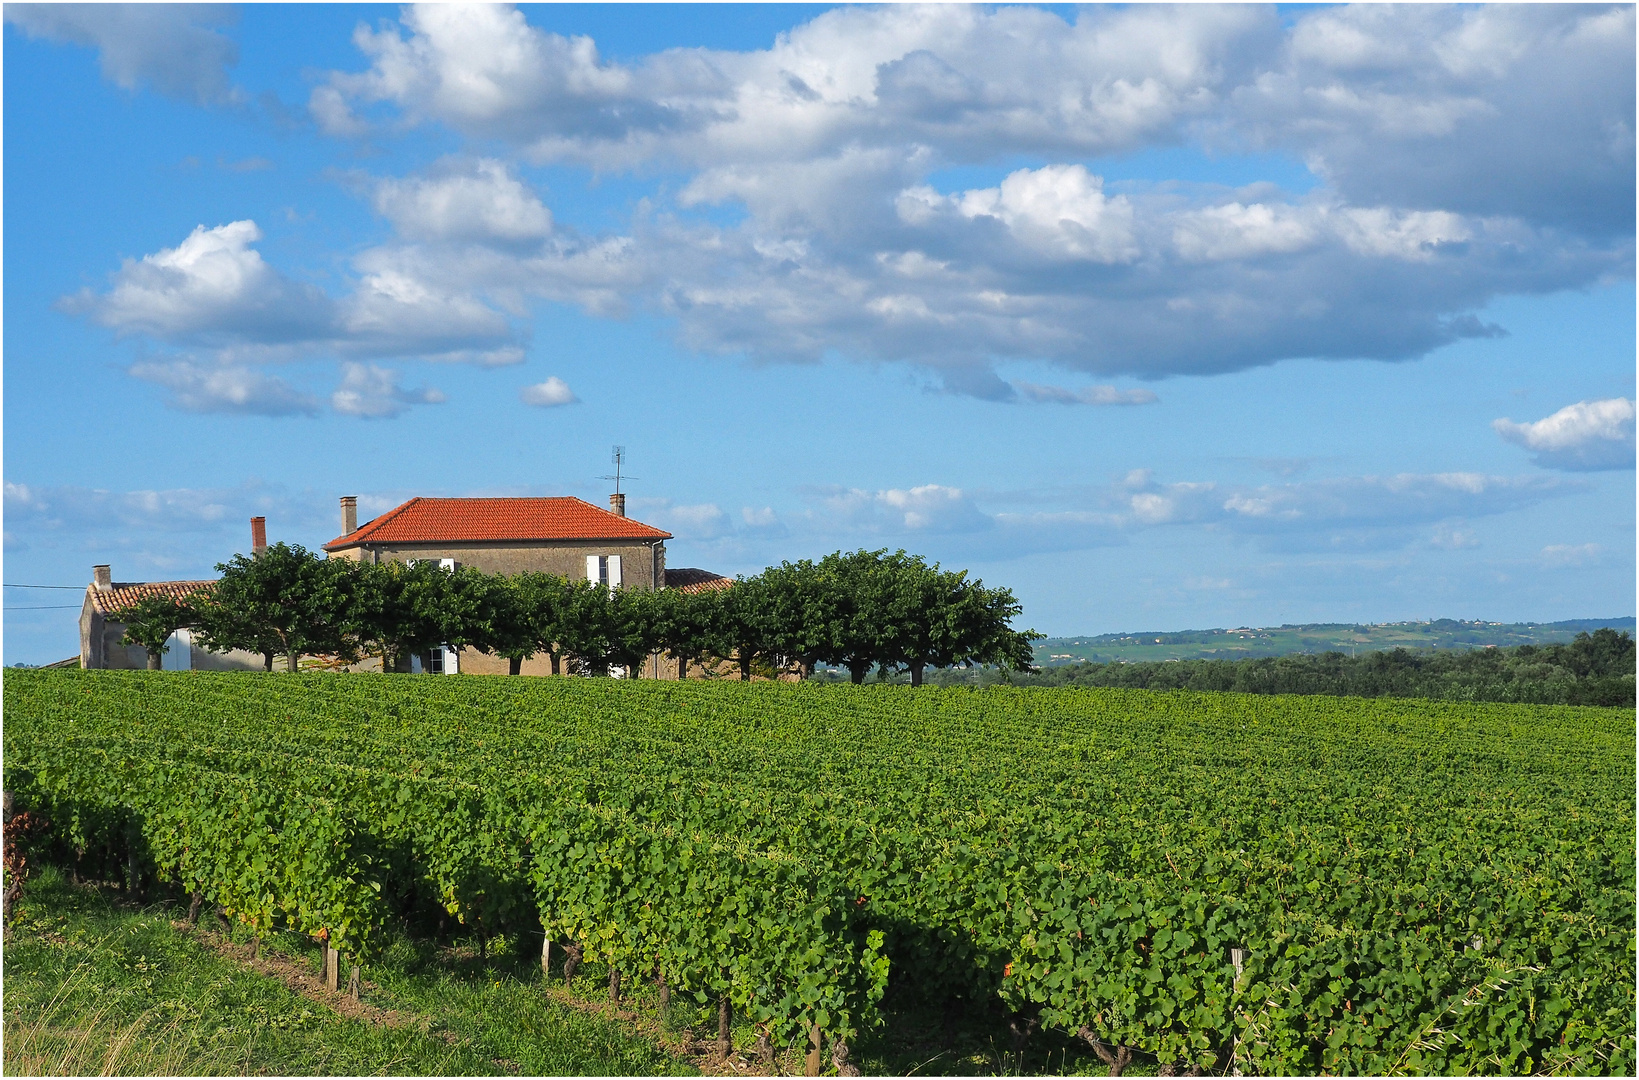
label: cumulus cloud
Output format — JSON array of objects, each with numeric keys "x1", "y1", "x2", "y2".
[
  {"x1": 62, "y1": 4, "x2": 1638, "y2": 403},
  {"x1": 65, "y1": 218, "x2": 528, "y2": 369},
  {"x1": 63, "y1": 221, "x2": 336, "y2": 346},
  {"x1": 330, "y1": 362, "x2": 446, "y2": 419},
  {"x1": 128, "y1": 358, "x2": 320, "y2": 417},
  {"x1": 371, "y1": 158, "x2": 553, "y2": 246},
  {"x1": 6, "y1": 3, "x2": 242, "y2": 106},
  {"x1": 314, "y1": 3, "x2": 1631, "y2": 239},
  {"x1": 1493, "y1": 398, "x2": 1635, "y2": 471},
  {"x1": 519, "y1": 377, "x2": 576, "y2": 407}
]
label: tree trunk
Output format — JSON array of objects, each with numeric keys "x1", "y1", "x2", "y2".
[
  {"x1": 146, "y1": 650, "x2": 163, "y2": 670},
  {"x1": 1077, "y1": 1028, "x2": 1132, "y2": 1077},
  {"x1": 677, "y1": 656, "x2": 687, "y2": 679},
  {"x1": 349, "y1": 964, "x2": 361, "y2": 1001},
  {"x1": 738, "y1": 652, "x2": 751, "y2": 681},
  {"x1": 549, "y1": 651, "x2": 561, "y2": 676},
  {"x1": 263, "y1": 651, "x2": 275, "y2": 671},
  {"x1": 717, "y1": 997, "x2": 732, "y2": 1057},
  {"x1": 833, "y1": 1038, "x2": 861, "y2": 1077},
  {"x1": 910, "y1": 661, "x2": 925, "y2": 687},
  {"x1": 562, "y1": 941, "x2": 583, "y2": 981},
  {"x1": 657, "y1": 971, "x2": 669, "y2": 1015},
  {"x1": 609, "y1": 968, "x2": 622, "y2": 1001},
  {"x1": 186, "y1": 892, "x2": 204, "y2": 927},
  {"x1": 509, "y1": 656, "x2": 523, "y2": 676},
  {"x1": 286, "y1": 651, "x2": 299, "y2": 673},
  {"x1": 848, "y1": 660, "x2": 870, "y2": 685}
]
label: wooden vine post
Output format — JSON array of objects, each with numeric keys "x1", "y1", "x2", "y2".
[
  {"x1": 805, "y1": 1020, "x2": 822, "y2": 1077},
  {"x1": 541, "y1": 937, "x2": 552, "y2": 977},
  {"x1": 323, "y1": 937, "x2": 341, "y2": 992}
]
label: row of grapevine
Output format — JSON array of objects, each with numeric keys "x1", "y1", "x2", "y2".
[{"x1": 5, "y1": 669, "x2": 1633, "y2": 1073}]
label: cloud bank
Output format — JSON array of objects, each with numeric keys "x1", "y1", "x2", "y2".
[{"x1": 51, "y1": 3, "x2": 1637, "y2": 408}]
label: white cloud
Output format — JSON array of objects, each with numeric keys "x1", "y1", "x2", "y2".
[
  {"x1": 65, "y1": 221, "x2": 336, "y2": 346},
  {"x1": 128, "y1": 359, "x2": 320, "y2": 416},
  {"x1": 806, "y1": 484, "x2": 995, "y2": 535},
  {"x1": 953, "y1": 165, "x2": 1138, "y2": 263},
  {"x1": 330, "y1": 362, "x2": 446, "y2": 419},
  {"x1": 60, "y1": 4, "x2": 1638, "y2": 405},
  {"x1": 5, "y1": 3, "x2": 242, "y2": 106},
  {"x1": 1493, "y1": 398, "x2": 1635, "y2": 471},
  {"x1": 1540, "y1": 543, "x2": 1602, "y2": 568},
  {"x1": 67, "y1": 218, "x2": 528, "y2": 373},
  {"x1": 519, "y1": 377, "x2": 576, "y2": 407},
  {"x1": 1013, "y1": 382, "x2": 1158, "y2": 406},
  {"x1": 371, "y1": 158, "x2": 553, "y2": 246}
]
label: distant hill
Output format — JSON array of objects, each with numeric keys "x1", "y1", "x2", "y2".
[{"x1": 1034, "y1": 618, "x2": 1637, "y2": 665}]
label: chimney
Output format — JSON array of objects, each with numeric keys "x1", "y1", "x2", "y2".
[
  {"x1": 340, "y1": 496, "x2": 358, "y2": 536},
  {"x1": 92, "y1": 564, "x2": 112, "y2": 591},
  {"x1": 251, "y1": 516, "x2": 267, "y2": 555},
  {"x1": 609, "y1": 493, "x2": 626, "y2": 517}
]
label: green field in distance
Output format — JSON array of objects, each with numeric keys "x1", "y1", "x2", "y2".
[{"x1": 1035, "y1": 616, "x2": 1636, "y2": 665}]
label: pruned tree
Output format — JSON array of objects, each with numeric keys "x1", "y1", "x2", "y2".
[
  {"x1": 195, "y1": 544, "x2": 355, "y2": 672},
  {"x1": 345, "y1": 559, "x2": 455, "y2": 673},
  {"x1": 875, "y1": 556, "x2": 1041, "y2": 685},
  {"x1": 605, "y1": 586, "x2": 663, "y2": 677},
  {"x1": 710, "y1": 574, "x2": 778, "y2": 681},
  {"x1": 554, "y1": 578, "x2": 617, "y2": 676},
  {"x1": 760, "y1": 559, "x2": 842, "y2": 679}
]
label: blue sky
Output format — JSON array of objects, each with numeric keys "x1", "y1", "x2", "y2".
[{"x1": 5, "y1": 3, "x2": 1634, "y2": 664}]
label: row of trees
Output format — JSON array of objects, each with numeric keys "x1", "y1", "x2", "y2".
[
  {"x1": 117, "y1": 545, "x2": 1039, "y2": 684},
  {"x1": 933, "y1": 629, "x2": 1636, "y2": 707}
]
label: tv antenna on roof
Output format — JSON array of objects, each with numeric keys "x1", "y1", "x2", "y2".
[{"x1": 599, "y1": 445, "x2": 638, "y2": 494}]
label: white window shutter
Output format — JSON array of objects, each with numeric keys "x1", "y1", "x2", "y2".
[
  {"x1": 439, "y1": 558, "x2": 456, "y2": 571},
  {"x1": 443, "y1": 645, "x2": 459, "y2": 674},
  {"x1": 608, "y1": 554, "x2": 622, "y2": 588},
  {"x1": 586, "y1": 555, "x2": 600, "y2": 582}
]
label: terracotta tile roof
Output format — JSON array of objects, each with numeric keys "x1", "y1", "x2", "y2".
[
  {"x1": 324, "y1": 497, "x2": 672, "y2": 550},
  {"x1": 89, "y1": 580, "x2": 216, "y2": 617},
  {"x1": 665, "y1": 568, "x2": 734, "y2": 594}
]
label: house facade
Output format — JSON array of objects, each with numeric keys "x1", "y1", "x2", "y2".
[
  {"x1": 78, "y1": 495, "x2": 735, "y2": 678},
  {"x1": 323, "y1": 494, "x2": 683, "y2": 677}
]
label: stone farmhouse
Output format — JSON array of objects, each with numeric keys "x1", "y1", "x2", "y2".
[{"x1": 78, "y1": 494, "x2": 732, "y2": 675}]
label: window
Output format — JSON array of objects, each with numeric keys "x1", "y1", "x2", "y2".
[{"x1": 585, "y1": 554, "x2": 622, "y2": 592}]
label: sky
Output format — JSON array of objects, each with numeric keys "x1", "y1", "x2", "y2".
[{"x1": 4, "y1": 2, "x2": 1635, "y2": 665}]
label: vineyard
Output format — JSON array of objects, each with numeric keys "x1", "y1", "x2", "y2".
[{"x1": 5, "y1": 669, "x2": 1633, "y2": 1075}]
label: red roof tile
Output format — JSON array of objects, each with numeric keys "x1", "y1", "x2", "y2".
[
  {"x1": 324, "y1": 497, "x2": 671, "y2": 550},
  {"x1": 90, "y1": 580, "x2": 216, "y2": 617},
  {"x1": 665, "y1": 568, "x2": 733, "y2": 594}
]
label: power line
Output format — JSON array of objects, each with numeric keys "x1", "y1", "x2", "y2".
[
  {"x1": 5, "y1": 604, "x2": 82, "y2": 610},
  {"x1": 4, "y1": 583, "x2": 83, "y2": 590}
]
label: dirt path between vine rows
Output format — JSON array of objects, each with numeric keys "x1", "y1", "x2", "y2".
[{"x1": 178, "y1": 919, "x2": 782, "y2": 1076}]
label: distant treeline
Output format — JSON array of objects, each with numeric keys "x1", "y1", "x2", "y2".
[{"x1": 920, "y1": 629, "x2": 1635, "y2": 707}]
